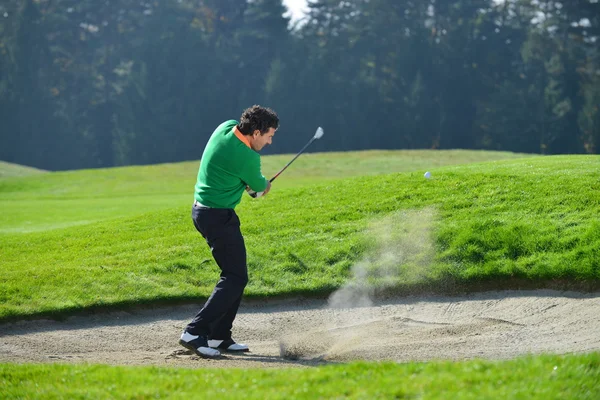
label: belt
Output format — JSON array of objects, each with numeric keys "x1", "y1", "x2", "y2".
[{"x1": 193, "y1": 200, "x2": 210, "y2": 208}]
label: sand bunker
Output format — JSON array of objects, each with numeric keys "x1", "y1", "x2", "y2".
[{"x1": 1, "y1": 289, "x2": 599, "y2": 369}]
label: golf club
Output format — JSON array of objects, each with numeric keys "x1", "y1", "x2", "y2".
[{"x1": 247, "y1": 127, "x2": 324, "y2": 198}]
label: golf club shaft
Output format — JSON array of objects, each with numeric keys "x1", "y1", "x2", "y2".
[
  {"x1": 247, "y1": 127, "x2": 322, "y2": 198},
  {"x1": 270, "y1": 136, "x2": 317, "y2": 182}
]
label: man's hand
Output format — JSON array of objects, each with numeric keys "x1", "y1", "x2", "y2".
[
  {"x1": 246, "y1": 181, "x2": 271, "y2": 198},
  {"x1": 263, "y1": 181, "x2": 272, "y2": 196}
]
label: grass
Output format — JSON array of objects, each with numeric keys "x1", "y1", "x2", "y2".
[
  {"x1": 0, "y1": 153, "x2": 598, "y2": 321},
  {"x1": 0, "y1": 149, "x2": 531, "y2": 233},
  {"x1": 1, "y1": 353, "x2": 599, "y2": 399}
]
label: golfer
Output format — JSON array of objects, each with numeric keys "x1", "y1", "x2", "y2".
[{"x1": 179, "y1": 105, "x2": 278, "y2": 358}]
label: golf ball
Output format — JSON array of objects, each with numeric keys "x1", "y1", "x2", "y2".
[{"x1": 424, "y1": 171, "x2": 431, "y2": 179}]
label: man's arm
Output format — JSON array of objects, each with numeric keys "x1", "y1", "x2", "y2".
[{"x1": 240, "y1": 154, "x2": 269, "y2": 193}]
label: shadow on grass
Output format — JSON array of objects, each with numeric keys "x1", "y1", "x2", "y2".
[
  {"x1": 172, "y1": 348, "x2": 337, "y2": 367},
  {"x1": 285, "y1": 252, "x2": 309, "y2": 273}
]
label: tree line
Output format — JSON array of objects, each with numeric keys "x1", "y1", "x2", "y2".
[{"x1": 0, "y1": 0, "x2": 598, "y2": 170}]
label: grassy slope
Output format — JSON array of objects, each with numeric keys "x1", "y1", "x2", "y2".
[
  {"x1": 0, "y1": 150, "x2": 531, "y2": 233},
  {"x1": 0, "y1": 161, "x2": 46, "y2": 178},
  {"x1": 1, "y1": 154, "x2": 598, "y2": 321},
  {"x1": 2, "y1": 354, "x2": 599, "y2": 399}
]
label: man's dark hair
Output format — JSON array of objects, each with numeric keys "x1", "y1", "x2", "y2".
[{"x1": 237, "y1": 105, "x2": 279, "y2": 135}]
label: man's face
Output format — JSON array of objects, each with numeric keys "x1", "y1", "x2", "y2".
[{"x1": 251, "y1": 128, "x2": 276, "y2": 151}]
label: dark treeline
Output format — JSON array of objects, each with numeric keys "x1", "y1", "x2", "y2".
[{"x1": 0, "y1": 0, "x2": 598, "y2": 170}]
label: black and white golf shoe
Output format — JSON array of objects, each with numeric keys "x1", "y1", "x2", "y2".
[
  {"x1": 208, "y1": 338, "x2": 249, "y2": 352},
  {"x1": 179, "y1": 331, "x2": 221, "y2": 359}
]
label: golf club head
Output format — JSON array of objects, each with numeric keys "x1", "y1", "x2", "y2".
[{"x1": 314, "y1": 127, "x2": 324, "y2": 139}]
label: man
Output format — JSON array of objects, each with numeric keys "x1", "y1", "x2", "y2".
[{"x1": 179, "y1": 105, "x2": 278, "y2": 359}]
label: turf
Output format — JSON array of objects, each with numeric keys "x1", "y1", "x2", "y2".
[
  {"x1": 1, "y1": 353, "x2": 598, "y2": 399},
  {"x1": 0, "y1": 150, "x2": 531, "y2": 233},
  {"x1": 0, "y1": 154, "x2": 598, "y2": 321}
]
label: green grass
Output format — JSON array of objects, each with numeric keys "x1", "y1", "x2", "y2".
[
  {"x1": 0, "y1": 150, "x2": 531, "y2": 233},
  {"x1": 2, "y1": 353, "x2": 599, "y2": 399},
  {"x1": 0, "y1": 154, "x2": 598, "y2": 321}
]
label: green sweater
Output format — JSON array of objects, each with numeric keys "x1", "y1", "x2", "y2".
[{"x1": 194, "y1": 120, "x2": 268, "y2": 209}]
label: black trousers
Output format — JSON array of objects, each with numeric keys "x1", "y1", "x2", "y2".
[{"x1": 186, "y1": 204, "x2": 248, "y2": 340}]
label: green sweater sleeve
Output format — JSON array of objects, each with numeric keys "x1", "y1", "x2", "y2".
[{"x1": 240, "y1": 154, "x2": 268, "y2": 193}]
